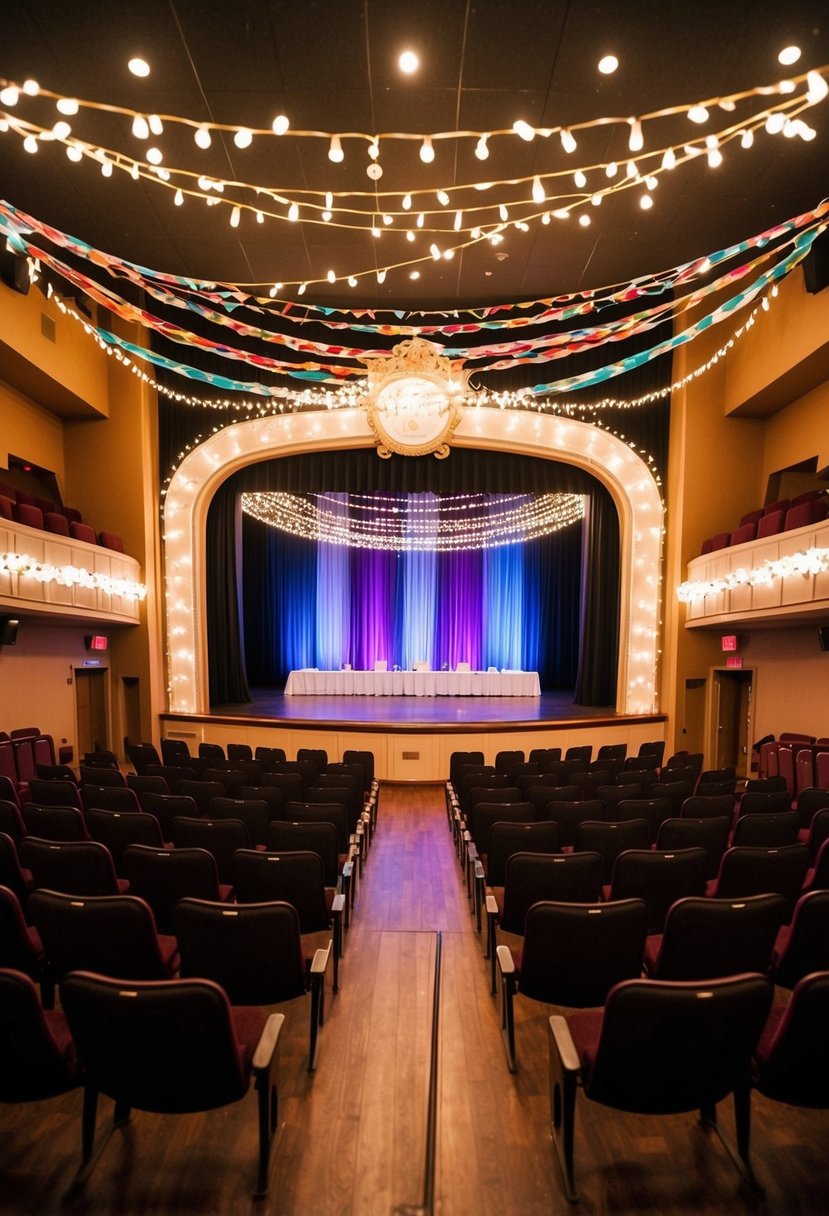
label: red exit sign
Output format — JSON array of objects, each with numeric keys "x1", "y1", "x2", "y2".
[
  {"x1": 726, "y1": 656, "x2": 743, "y2": 669},
  {"x1": 721, "y1": 635, "x2": 738, "y2": 652}
]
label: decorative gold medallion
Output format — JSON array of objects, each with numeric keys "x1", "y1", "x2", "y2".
[{"x1": 363, "y1": 337, "x2": 468, "y2": 457}]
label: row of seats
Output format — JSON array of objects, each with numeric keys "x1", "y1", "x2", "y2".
[
  {"x1": 758, "y1": 737, "x2": 829, "y2": 794},
  {"x1": 445, "y1": 755, "x2": 829, "y2": 1198},
  {"x1": 0, "y1": 481, "x2": 125, "y2": 552},
  {"x1": 700, "y1": 488, "x2": 828, "y2": 553}
]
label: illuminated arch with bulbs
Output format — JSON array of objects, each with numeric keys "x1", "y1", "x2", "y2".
[{"x1": 163, "y1": 407, "x2": 663, "y2": 715}]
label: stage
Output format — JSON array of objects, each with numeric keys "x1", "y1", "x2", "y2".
[{"x1": 160, "y1": 689, "x2": 666, "y2": 781}]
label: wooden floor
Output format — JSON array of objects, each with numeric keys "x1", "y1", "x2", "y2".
[{"x1": 2, "y1": 785, "x2": 828, "y2": 1215}]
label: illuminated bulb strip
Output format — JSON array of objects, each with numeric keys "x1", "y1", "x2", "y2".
[
  {"x1": 0, "y1": 551, "x2": 148, "y2": 600},
  {"x1": 677, "y1": 547, "x2": 829, "y2": 602},
  {"x1": 163, "y1": 408, "x2": 662, "y2": 715},
  {"x1": 240, "y1": 491, "x2": 585, "y2": 551}
]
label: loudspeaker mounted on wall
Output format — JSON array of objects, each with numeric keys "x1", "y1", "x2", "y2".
[
  {"x1": 818, "y1": 625, "x2": 829, "y2": 652},
  {"x1": 0, "y1": 617, "x2": 20, "y2": 646},
  {"x1": 803, "y1": 229, "x2": 829, "y2": 295},
  {"x1": 0, "y1": 249, "x2": 31, "y2": 295}
]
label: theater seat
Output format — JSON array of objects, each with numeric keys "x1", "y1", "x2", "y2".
[
  {"x1": 70, "y1": 521, "x2": 98, "y2": 544},
  {"x1": 98, "y1": 531, "x2": 125, "y2": 552}
]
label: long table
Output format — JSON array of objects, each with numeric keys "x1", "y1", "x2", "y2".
[{"x1": 284, "y1": 668, "x2": 541, "y2": 697}]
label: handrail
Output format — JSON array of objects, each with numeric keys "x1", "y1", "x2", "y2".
[{"x1": 393, "y1": 929, "x2": 442, "y2": 1216}]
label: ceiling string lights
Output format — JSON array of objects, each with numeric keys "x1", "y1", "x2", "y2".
[
  {"x1": 0, "y1": 63, "x2": 826, "y2": 293},
  {"x1": 241, "y1": 490, "x2": 586, "y2": 551}
]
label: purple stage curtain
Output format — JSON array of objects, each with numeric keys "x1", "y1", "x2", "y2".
[
  {"x1": 348, "y1": 548, "x2": 398, "y2": 670},
  {"x1": 435, "y1": 549, "x2": 483, "y2": 671}
]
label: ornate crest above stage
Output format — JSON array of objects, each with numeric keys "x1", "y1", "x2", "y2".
[{"x1": 363, "y1": 338, "x2": 470, "y2": 459}]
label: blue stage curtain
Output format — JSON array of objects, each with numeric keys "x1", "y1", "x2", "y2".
[
  {"x1": 483, "y1": 542, "x2": 524, "y2": 671},
  {"x1": 400, "y1": 493, "x2": 438, "y2": 670},
  {"x1": 316, "y1": 494, "x2": 350, "y2": 669},
  {"x1": 243, "y1": 520, "x2": 317, "y2": 684},
  {"x1": 435, "y1": 547, "x2": 483, "y2": 671}
]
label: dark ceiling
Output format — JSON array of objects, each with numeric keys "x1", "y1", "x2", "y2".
[{"x1": 0, "y1": 0, "x2": 828, "y2": 310}]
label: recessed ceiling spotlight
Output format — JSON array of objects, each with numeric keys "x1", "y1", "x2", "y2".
[
  {"x1": 598, "y1": 54, "x2": 618, "y2": 75},
  {"x1": 399, "y1": 49, "x2": 420, "y2": 75},
  {"x1": 128, "y1": 57, "x2": 150, "y2": 77},
  {"x1": 778, "y1": 45, "x2": 801, "y2": 66}
]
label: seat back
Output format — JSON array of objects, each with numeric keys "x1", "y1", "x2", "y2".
[
  {"x1": 285, "y1": 800, "x2": 349, "y2": 854},
  {"x1": 177, "y1": 780, "x2": 227, "y2": 816},
  {"x1": 0, "y1": 884, "x2": 42, "y2": 978},
  {"x1": 122, "y1": 844, "x2": 224, "y2": 933},
  {"x1": 232, "y1": 849, "x2": 330, "y2": 934},
  {"x1": 771, "y1": 890, "x2": 829, "y2": 989},
  {"x1": 127, "y1": 742, "x2": 162, "y2": 774},
  {"x1": 680, "y1": 793, "x2": 734, "y2": 821},
  {"x1": 484, "y1": 820, "x2": 559, "y2": 887},
  {"x1": 795, "y1": 787, "x2": 829, "y2": 832},
  {"x1": 160, "y1": 738, "x2": 193, "y2": 766},
  {"x1": 27, "y1": 779, "x2": 81, "y2": 809},
  {"x1": 468, "y1": 801, "x2": 534, "y2": 852},
  {"x1": 261, "y1": 771, "x2": 305, "y2": 803},
  {"x1": 343, "y1": 749, "x2": 375, "y2": 791},
  {"x1": 19, "y1": 837, "x2": 120, "y2": 896},
  {"x1": 22, "y1": 803, "x2": 89, "y2": 841},
  {"x1": 494, "y1": 750, "x2": 525, "y2": 775},
  {"x1": 85, "y1": 808, "x2": 165, "y2": 870},
  {"x1": 0, "y1": 833, "x2": 33, "y2": 904},
  {"x1": 519, "y1": 899, "x2": 648, "y2": 1007},
  {"x1": 616, "y1": 797, "x2": 672, "y2": 844},
  {"x1": 540, "y1": 800, "x2": 607, "y2": 848},
  {"x1": 28, "y1": 889, "x2": 174, "y2": 980},
  {"x1": 574, "y1": 819, "x2": 650, "y2": 883},
  {"x1": 500, "y1": 851, "x2": 604, "y2": 934},
  {"x1": 78, "y1": 765, "x2": 125, "y2": 788},
  {"x1": 169, "y1": 817, "x2": 249, "y2": 884},
  {"x1": 732, "y1": 811, "x2": 801, "y2": 847},
  {"x1": 609, "y1": 848, "x2": 708, "y2": 934},
  {"x1": 0, "y1": 969, "x2": 80, "y2": 1102},
  {"x1": 714, "y1": 845, "x2": 810, "y2": 918},
  {"x1": 80, "y1": 784, "x2": 141, "y2": 813},
  {"x1": 738, "y1": 790, "x2": 792, "y2": 818},
  {"x1": 584, "y1": 974, "x2": 772, "y2": 1113},
  {"x1": 528, "y1": 747, "x2": 562, "y2": 768},
  {"x1": 267, "y1": 820, "x2": 340, "y2": 888},
  {"x1": 175, "y1": 898, "x2": 307, "y2": 1004},
  {"x1": 61, "y1": 972, "x2": 252, "y2": 1113},
  {"x1": 804, "y1": 807, "x2": 829, "y2": 864},
  {"x1": 649, "y1": 894, "x2": 787, "y2": 980},
  {"x1": 655, "y1": 816, "x2": 731, "y2": 880},
  {"x1": 754, "y1": 972, "x2": 829, "y2": 1108},
  {"x1": 140, "y1": 793, "x2": 198, "y2": 838},
  {"x1": 0, "y1": 799, "x2": 27, "y2": 842},
  {"x1": 210, "y1": 797, "x2": 272, "y2": 847}
]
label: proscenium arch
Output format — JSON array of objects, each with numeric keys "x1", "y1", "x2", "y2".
[{"x1": 163, "y1": 407, "x2": 663, "y2": 715}]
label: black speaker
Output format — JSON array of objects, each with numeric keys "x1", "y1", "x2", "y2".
[
  {"x1": 0, "y1": 616, "x2": 19, "y2": 645},
  {"x1": 819, "y1": 626, "x2": 829, "y2": 652},
  {"x1": 0, "y1": 250, "x2": 30, "y2": 295},
  {"x1": 803, "y1": 229, "x2": 829, "y2": 295}
]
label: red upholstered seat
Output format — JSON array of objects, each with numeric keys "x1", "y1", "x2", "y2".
[
  {"x1": 98, "y1": 530, "x2": 126, "y2": 552},
  {"x1": 70, "y1": 520, "x2": 98, "y2": 544}
]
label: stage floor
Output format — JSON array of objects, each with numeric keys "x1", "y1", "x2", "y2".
[{"x1": 206, "y1": 687, "x2": 622, "y2": 729}]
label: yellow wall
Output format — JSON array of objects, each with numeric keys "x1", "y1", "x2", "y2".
[{"x1": 0, "y1": 380, "x2": 65, "y2": 486}]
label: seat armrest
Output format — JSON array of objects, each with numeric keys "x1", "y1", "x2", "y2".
[
  {"x1": 331, "y1": 892, "x2": 346, "y2": 916},
  {"x1": 485, "y1": 894, "x2": 498, "y2": 917},
  {"x1": 311, "y1": 941, "x2": 332, "y2": 976},
  {"x1": 252, "y1": 1011, "x2": 285, "y2": 1071},
  {"x1": 548, "y1": 1014, "x2": 580, "y2": 1075},
  {"x1": 496, "y1": 943, "x2": 515, "y2": 977}
]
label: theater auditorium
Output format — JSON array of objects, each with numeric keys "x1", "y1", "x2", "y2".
[{"x1": 1, "y1": 3, "x2": 828, "y2": 1213}]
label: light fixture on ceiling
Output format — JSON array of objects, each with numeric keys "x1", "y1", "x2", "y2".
[
  {"x1": 399, "y1": 49, "x2": 420, "y2": 75},
  {"x1": 598, "y1": 55, "x2": 618, "y2": 75},
  {"x1": 778, "y1": 46, "x2": 801, "y2": 66},
  {"x1": 128, "y1": 57, "x2": 150, "y2": 77}
]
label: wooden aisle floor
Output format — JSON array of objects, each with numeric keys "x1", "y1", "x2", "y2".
[{"x1": 1, "y1": 784, "x2": 828, "y2": 1215}]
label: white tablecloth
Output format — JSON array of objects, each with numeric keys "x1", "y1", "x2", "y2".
[{"x1": 284, "y1": 669, "x2": 541, "y2": 697}]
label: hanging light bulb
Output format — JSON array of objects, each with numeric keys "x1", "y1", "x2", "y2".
[
  {"x1": 806, "y1": 70, "x2": 829, "y2": 104},
  {"x1": 23, "y1": 134, "x2": 38, "y2": 154},
  {"x1": 51, "y1": 120, "x2": 72, "y2": 140},
  {"x1": 322, "y1": 210, "x2": 332, "y2": 222},
  {"x1": 626, "y1": 160, "x2": 637, "y2": 178},
  {"x1": 229, "y1": 205, "x2": 241, "y2": 228},
  {"x1": 297, "y1": 282, "x2": 307, "y2": 295},
  {"x1": 406, "y1": 229, "x2": 415, "y2": 242},
  {"x1": 687, "y1": 104, "x2": 709, "y2": 124},
  {"x1": 512, "y1": 119, "x2": 535, "y2": 141},
  {"x1": 475, "y1": 135, "x2": 489, "y2": 160},
  {"x1": 194, "y1": 125, "x2": 212, "y2": 149},
  {"x1": 661, "y1": 147, "x2": 676, "y2": 170},
  {"x1": 640, "y1": 194, "x2": 653, "y2": 210},
  {"x1": 416, "y1": 212, "x2": 425, "y2": 228},
  {"x1": 66, "y1": 143, "x2": 84, "y2": 162},
  {"x1": 578, "y1": 214, "x2": 591, "y2": 227},
  {"x1": 348, "y1": 276, "x2": 357, "y2": 287},
  {"x1": 22, "y1": 78, "x2": 40, "y2": 95},
  {"x1": 288, "y1": 201, "x2": 299, "y2": 221},
  {"x1": 326, "y1": 269, "x2": 336, "y2": 283},
  {"x1": 272, "y1": 114, "x2": 290, "y2": 135},
  {"x1": 560, "y1": 127, "x2": 577, "y2": 153},
  {"x1": 146, "y1": 146, "x2": 163, "y2": 165},
  {"x1": 268, "y1": 282, "x2": 283, "y2": 297},
  {"x1": 148, "y1": 114, "x2": 164, "y2": 136},
  {"x1": 541, "y1": 212, "x2": 550, "y2": 225},
  {"x1": 531, "y1": 175, "x2": 545, "y2": 203},
  {"x1": 234, "y1": 128, "x2": 253, "y2": 149},
  {"x1": 328, "y1": 134, "x2": 344, "y2": 162},
  {"x1": 498, "y1": 203, "x2": 509, "y2": 221},
  {"x1": 574, "y1": 170, "x2": 587, "y2": 188},
  {"x1": 132, "y1": 114, "x2": 150, "y2": 139},
  {"x1": 740, "y1": 128, "x2": 755, "y2": 149},
  {"x1": 366, "y1": 162, "x2": 383, "y2": 180},
  {"x1": 0, "y1": 85, "x2": 19, "y2": 106},
  {"x1": 430, "y1": 243, "x2": 441, "y2": 260},
  {"x1": 368, "y1": 139, "x2": 380, "y2": 160},
  {"x1": 645, "y1": 175, "x2": 658, "y2": 190},
  {"x1": 382, "y1": 213, "x2": 393, "y2": 225},
  {"x1": 402, "y1": 193, "x2": 412, "y2": 210},
  {"x1": 56, "y1": 97, "x2": 79, "y2": 115},
  {"x1": 174, "y1": 189, "x2": 184, "y2": 206},
  {"x1": 454, "y1": 208, "x2": 463, "y2": 230},
  {"x1": 437, "y1": 190, "x2": 450, "y2": 206},
  {"x1": 100, "y1": 156, "x2": 113, "y2": 177},
  {"x1": 377, "y1": 269, "x2": 386, "y2": 284},
  {"x1": 628, "y1": 118, "x2": 644, "y2": 151},
  {"x1": 605, "y1": 161, "x2": 618, "y2": 178},
  {"x1": 420, "y1": 136, "x2": 435, "y2": 162},
  {"x1": 765, "y1": 112, "x2": 786, "y2": 134}
]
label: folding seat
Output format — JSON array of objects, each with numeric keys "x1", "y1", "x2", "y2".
[
  {"x1": 97, "y1": 530, "x2": 125, "y2": 551},
  {"x1": 12, "y1": 737, "x2": 38, "y2": 791},
  {"x1": 481, "y1": 820, "x2": 560, "y2": 890},
  {"x1": 210, "y1": 796, "x2": 274, "y2": 848},
  {"x1": 198, "y1": 742, "x2": 226, "y2": 763},
  {"x1": 285, "y1": 800, "x2": 350, "y2": 856},
  {"x1": 699, "y1": 766, "x2": 736, "y2": 786},
  {"x1": 233, "y1": 849, "x2": 345, "y2": 992},
  {"x1": 785, "y1": 498, "x2": 828, "y2": 530},
  {"x1": 267, "y1": 820, "x2": 354, "y2": 925},
  {"x1": 0, "y1": 758, "x2": 22, "y2": 805},
  {"x1": 62, "y1": 506, "x2": 82, "y2": 524},
  {"x1": 594, "y1": 784, "x2": 640, "y2": 817},
  {"x1": 126, "y1": 773, "x2": 170, "y2": 803},
  {"x1": 82, "y1": 749, "x2": 120, "y2": 769},
  {"x1": 84, "y1": 808, "x2": 165, "y2": 871},
  {"x1": 541, "y1": 799, "x2": 608, "y2": 849},
  {"x1": 29, "y1": 889, "x2": 179, "y2": 981},
  {"x1": 37, "y1": 763, "x2": 77, "y2": 784},
  {"x1": 0, "y1": 968, "x2": 81, "y2": 1105},
  {"x1": 78, "y1": 765, "x2": 125, "y2": 788},
  {"x1": 169, "y1": 816, "x2": 250, "y2": 885},
  {"x1": 31, "y1": 734, "x2": 57, "y2": 770},
  {"x1": 19, "y1": 838, "x2": 128, "y2": 897},
  {"x1": 227, "y1": 743, "x2": 253, "y2": 763},
  {"x1": 737, "y1": 790, "x2": 792, "y2": 818},
  {"x1": 202, "y1": 766, "x2": 246, "y2": 797},
  {"x1": 0, "y1": 798, "x2": 27, "y2": 843},
  {"x1": 643, "y1": 893, "x2": 787, "y2": 980},
  {"x1": 241, "y1": 784, "x2": 286, "y2": 821},
  {"x1": 817, "y1": 751, "x2": 829, "y2": 789},
  {"x1": 343, "y1": 748, "x2": 375, "y2": 790},
  {"x1": 708, "y1": 531, "x2": 731, "y2": 550},
  {"x1": 708, "y1": 845, "x2": 810, "y2": 920},
  {"x1": 777, "y1": 745, "x2": 795, "y2": 795},
  {"x1": 616, "y1": 767, "x2": 659, "y2": 791},
  {"x1": 176, "y1": 897, "x2": 331, "y2": 1071},
  {"x1": 177, "y1": 778, "x2": 227, "y2": 816},
  {"x1": 596, "y1": 743, "x2": 627, "y2": 764},
  {"x1": 0, "y1": 493, "x2": 14, "y2": 520},
  {"x1": 27, "y1": 778, "x2": 82, "y2": 809},
  {"x1": 22, "y1": 803, "x2": 89, "y2": 841},
  {"x1": 80, "y1": 784, "x2": 141, "y2": 814},
  {"x1": 700, "y1": 537, "x2": 715, "y2": 554},
  {"x1": 573, "y1": 818, "x2": 650, "y2": 884},
  {"x1": 655, "y1": 816, "x2": 731, "y2": 880},
  {"x1": 160, "y1": 738, "x2": 195, "y2": 766},
  {"x1": 60, "y1": 971, "x2": 283, "y2": 1194},
  {"x1": 485, "y1": 851, "x2": 604, "y2": 994},
  {"x1": 0, "y1": 884, "x2": 54, "y2": 1006},
  {"x1": 69, "y1": 520, "x2": 97, "y2": 544},
  {"x1": 795, "y1": 786, "x2": 829, "y2": 834},
  {"x1": 261, "y1": 770, "x2": 305, "y2": 804},
  {"x1": 607, "y1": 847, "x2": 708, "y2": 934},
  {"x1": 44, "y1": 510, "x2": 70, "y2": 536},
  {"x1": 297, "y1": 747, "x2": 328, "y2": 774},
  {"x1": 731, "y1": 811, "x2": 801, "y2": 847},
  {"x1": 756, "y1": 508, "x2": 786, "y2": 538},
  {"x1": 305, "y1": 783, "x2": 362, "y2": 835},
  {"x1": 730, "y1": 520, "x2": 757, "y2": 545},
  {"x1": 466, "y1": 800, "x2": 535, "y2": 855},
  {"x1": 770, "y1": 890, "x2": 829, "y2": 989},
  {"x1": 569, "y1": 770, "x2": 611, "y2": 798},
  {"x1": 743, "y1": 775, "x2": 788, "y2": 793},
  {"x1": 681, "y1": 792, "x2": 735, "y2": 823},
  {"x1": 802, "y1": 807, "x2": 829, "y2": 864},
  {"x1": 644, "y1": 780, "x2": 694, "y2": 819},
  {"x1": 122, "y1": 843, "x2": 233, "y2": 934},
  {"x1": 127, "y1": 741, "x2": 162, "y2": 774},
  {"x1": 759, "y1": 740, "x2": 779, "y2": 780},
  {"x1": 807, "y1": 838, "x2": 829, "y2": 890},
  {"x1": 494, "y1": 749, "x2": 525, "y2": 775},
  {"x1": 632, "y1": 740, "x2": 665, "y2": 768},
  {"x1": 752, "y1": 972, "x2": 829, "y2": 1113},
  {"x1": 145, "y1": 763, "x2": 197, "y2": 792},
  {"x1": 13, "y1": 502, "x2": 44, "y2": 529},
  {"x1": 523, "y1": 784, "x2": 568, "y2": 818},
  {"x1": 528, "y1": 747, "x2": 562, "y2": 768},
  {"x1": 549, "y1": 973, "x2": 773, "y2": 1200},
  {"x1": 795, "y1": 748, "x2": 816, "y2": 796},
  {"x1": 497, "y1": 898, "x2": 649, "y2": 1071},
  {"x1": 616, "y1": 796, "x2": 672, "y2": 844},
  {"x1": 739, "y1": 507, "x2": 764, "y2": 527},
  {"x1": 0, "y1": 832, "x2": 34, "y2": 905},
  {"x1": 254, "y1": 745, "x2": 287, "y2": 766},
  {"x1": 139, "y1": 792, "x2": 198, "y2": 839},
  {"x1": 564, "y1": 745, "x2": 592, "y2": 765}
]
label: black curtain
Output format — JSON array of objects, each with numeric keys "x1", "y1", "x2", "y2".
[{"x1": 206, "y1": 483, "x2": 251, "y2": 704}]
